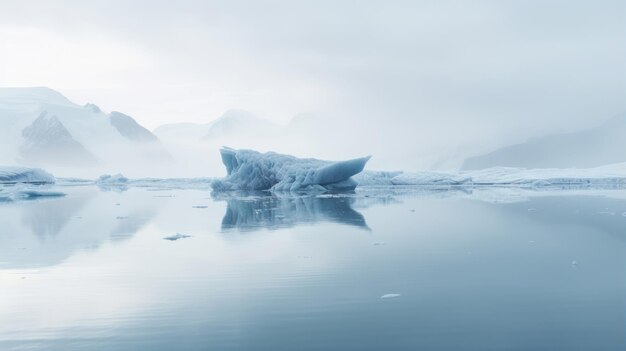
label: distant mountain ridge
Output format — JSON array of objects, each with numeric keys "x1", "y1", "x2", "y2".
[
  {"x1": 462, "y1": 115, "x2": 626, "y2": 170},
  {"x1": 154, "y1": 109, "x2": 282, "y2": 142},
  {"x1": 20, "y1": 112, "x2": 98, "y2": 166},
  {"x1": 0, "y1": 87, "x2": 171, "y2": 169}
]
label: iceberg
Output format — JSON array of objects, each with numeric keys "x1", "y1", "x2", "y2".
[
  {"x1": 212, "y1": 147, "x2": 371, "y2": 191},
  {"x1": 96, "y1": 173, "x2": 130, "y2": 192},
  {"x1": 0, "y1": 166, "x2": 55, "y2": 184},
  {"x1": 97, "y1": 173, "x2": 129, "y2": 185}
]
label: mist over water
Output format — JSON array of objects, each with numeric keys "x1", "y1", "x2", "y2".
[{"x1": 1, "y1": 1, "x2": 624, "y2": 175}]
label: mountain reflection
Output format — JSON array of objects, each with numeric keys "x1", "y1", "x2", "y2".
[
  {"x1": 217, "y1": 193, "x2": 369, "y2": 231},
  {"x1": 0, "y1": 187, "x2": 158, "y2": 269}
]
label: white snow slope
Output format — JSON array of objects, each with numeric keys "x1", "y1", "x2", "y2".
[
  {"x1": 355, "y1": 164, "x2": 626, "y2": 187},
  {"x1": 0, "y1": 87, "x2": 170, "y2": 171}
]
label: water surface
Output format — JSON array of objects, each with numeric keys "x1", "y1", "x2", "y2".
[{"x1": 1, "y1": 186, "x2": 625, "y2": 350}]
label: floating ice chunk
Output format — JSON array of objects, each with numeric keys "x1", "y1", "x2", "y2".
[
  {"x1": 97, "y1": 174, "x2": 129, "y2": 185},
  {"x1": 163, "y1": 233, "x2": 192, "y2": 241},
  {"x1": 380, "y1": 294, "x2": 401, "y2": 299},
  {"x1": 212, "y1": 147, "x2": 371, "y2": 191},
  {"x1": 192, "y1": 205, "x2": 208, "y2": 208},
  {"x1": 0, "y1": 166, "x2": 55, "y2": 184},
  {"x1": 97, "y1": 174, "x2": 129, "y2": 192},
  {"x1": 372, "y1": 242, "x2": 387, "y2": 246}
]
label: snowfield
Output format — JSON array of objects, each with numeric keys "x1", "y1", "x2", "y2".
[{"x1": 355, "y1": 164, "x2": 626, "y2": 188}]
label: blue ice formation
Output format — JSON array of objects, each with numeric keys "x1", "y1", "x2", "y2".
[
  {"x1": 212, "y1": 147, "x2": 371, "y2": 191},
  {"x1": 0, "y1": 166, "x2": 55, "y2": 184}
]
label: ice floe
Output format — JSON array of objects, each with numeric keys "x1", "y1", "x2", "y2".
[
  {"x1": 357, "y1": 163, "x2": 626, "y2": 188},
  {"x1": 380, "y1": 294, "x2": 401, "y2": 299},
  {"x1": 0, "y1": 166, "x2": 55, "y2": 184},
  {"x1": 163, "y1": 233, "x2": 192, "y2": 241}
]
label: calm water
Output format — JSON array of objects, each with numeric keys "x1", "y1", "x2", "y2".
[{"x1": 1, "y1": 186, "x2": 626, "y2": 350}]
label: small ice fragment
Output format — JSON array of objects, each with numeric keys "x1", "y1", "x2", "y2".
[
  {"x1": 192, "y1": 205, "x2": 208, "y2": 209},
  {"x1": 372, "y1": 242, "x2": 387, "y2": 246},
  {"x1": 410, "y1": 209, "x2": 416, "y2": 212},
  {"x1": 163, "y1": 233, "x2": 192, "y2": 241},
  {"x1": 115, "y1": 203, "x2": 120, "y2": 206},
  {"x1": 622, "y1": 212, "x2": 626, "y2": 217},
  {"x1": 115, "y1": 216, "x2": 128, "y2": 220},
  {"x1": 381, "y1": 294, "x2": 401, "y2": 299},
  {"x1": 529, "y1": 240, "x2": 535, "y2": 244},
  {"x1": 527, "y1": 208, "x2": 536, "y2": 212},
  {"x1": 571, "y1": 260, "x2": 578, "y2": 267}
]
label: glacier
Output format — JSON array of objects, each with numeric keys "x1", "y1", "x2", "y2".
[{"x1": 212, "y1": 147, "x2": 371, "y2": 191}]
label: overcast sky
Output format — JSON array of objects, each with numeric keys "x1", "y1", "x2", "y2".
[{"x1": 1, "y1": 0, "x2": 624, "y2": 168}]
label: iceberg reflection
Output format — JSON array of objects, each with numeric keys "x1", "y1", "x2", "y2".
[{"x1": 217, "y1": 192, "x2": 370, "y2": 231}]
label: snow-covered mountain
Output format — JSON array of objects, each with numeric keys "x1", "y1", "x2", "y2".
[
  {"x1": 154, "y1": 109, "x2": 280, "y2": 142},
  {"x1": 152, "y1": 122, "x2": 213, "y2": 141},
  {"x1": 0, "y1": 87, "x2": 171, "y2": 173},
  {"x1": 462, "y1": 115, "x2": 626, "y2": 170},
  {"x1": 202, "y1": 109, "x2": 279, "y2": 139}
]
